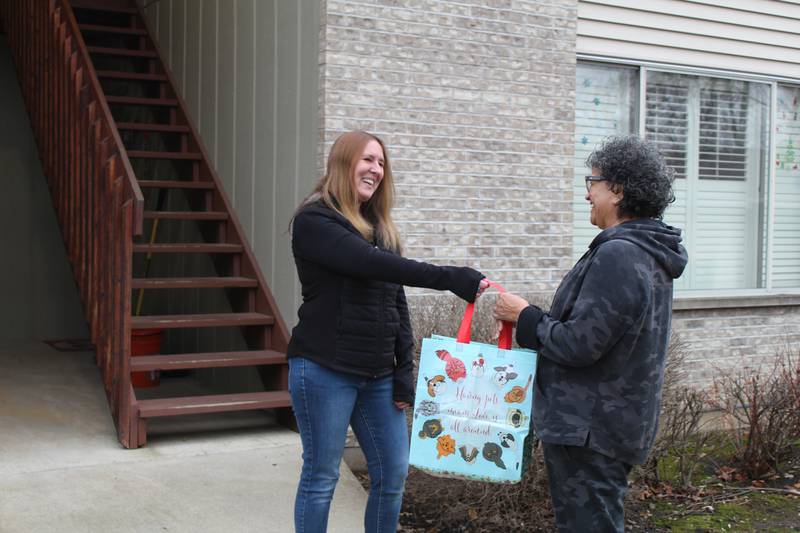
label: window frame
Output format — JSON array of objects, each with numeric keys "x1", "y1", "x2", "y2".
[{"x1": 576, "y1": 55, "x2": 800, "y2": 299}]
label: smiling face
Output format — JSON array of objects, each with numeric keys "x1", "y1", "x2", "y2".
[
  {"x1": 352, "y1": 140, "x2": 385, "y2": 204},
  {"x1": 586, "y1": 168, "x2": 625, "y2": 230}
]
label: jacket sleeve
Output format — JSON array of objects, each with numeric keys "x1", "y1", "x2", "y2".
[
  {"x1": 292, "y1": 208, "x2": 483, "y2": 302},
  {"x1": 516, "y1": 240, "x2": 651, "y2": 367},
  {"x1": 392, "y1": 288, "x2": 416, "y2": 404}
]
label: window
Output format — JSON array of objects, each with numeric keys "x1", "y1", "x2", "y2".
[
  {"x1": 572, "y1": 63, "x2": 638, "y2": 260},
  {"x1": 648, "y1": 72, "x2": 770, "y2": 290},
  {"x1": 774, "y1": 85, "x2": 800, "y2": 288},
  {"x1": 573, "y1": 62, "x2": 796, "y2": 291}
]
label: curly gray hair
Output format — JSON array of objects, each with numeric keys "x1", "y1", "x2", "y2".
[{"x1": 586, "y1": 136, "x2": 676, "y2": 220}]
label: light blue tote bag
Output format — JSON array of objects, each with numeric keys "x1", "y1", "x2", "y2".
[{"x1": 409, "y1": 283, "x2": 537, "y2": 483}]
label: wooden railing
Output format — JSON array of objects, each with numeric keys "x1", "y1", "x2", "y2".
[{"x1": 1, "y1": 0, "x2": 144, "y2": 444}]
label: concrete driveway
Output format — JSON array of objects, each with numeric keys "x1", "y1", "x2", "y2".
[{"x1": 0, "y1": 341, "x2": 366, "y2": 533}]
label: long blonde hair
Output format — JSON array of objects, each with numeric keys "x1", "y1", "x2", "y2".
[{"x1": 301, "y1": 131, "x2": 402, "y2": 252}]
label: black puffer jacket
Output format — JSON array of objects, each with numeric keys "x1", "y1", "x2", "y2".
[{"x1": 288, "y1": 201, "x2": 483, "y2": 403}]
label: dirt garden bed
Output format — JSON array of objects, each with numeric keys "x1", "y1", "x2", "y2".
[
  {"x1": 350, "y1": 298, "x2": 800, "y2": 531},
  {"x1": 352, "y1": 445, "x2": 800, "y2": 532}
]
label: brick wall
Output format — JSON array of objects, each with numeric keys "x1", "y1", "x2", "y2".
[
  {"x1": 673, "y1": 305, "x2": 800, "y2": 389},
  {"x1": 319, "y1": 0, "x2": 578, "y2": 300},
  {"x1": 318, "y1": 0, "x2": 799, "y2": 391}
]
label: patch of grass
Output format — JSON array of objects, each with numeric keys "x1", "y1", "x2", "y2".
[
  {"x1": 653, "y1": 492, "x2": 800, "y2": 532},
  {"x1": 642, "y1": 430, "x2": 733, "y2": 488},
  {"x1": 655, "y1": 453, "x2": 701, "y2": 487}
]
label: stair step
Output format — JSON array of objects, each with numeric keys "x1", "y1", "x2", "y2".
[
  {"x1": 131, "y1": 350, "x2": 285, "y2": 371},
  {"x1": 116, "y1": 122, "x2": 190, "y2": 133},
  {"x1": 71, "y1": 1, "x2": 139, "y2": 14},
  {"x1": 143, "y1": 210, "x2": 228, "y2": 221},
  {"x1": 87, "y1": 46, "x2": 158, "y2": 58},
  {"x1": 131, "y1": 276, "x2": 258, "y2": 289},
  {"x1": 133, "y1": 243, "x2": 243, "y2": 253},
  {"x1": 96, "y1": 71, "x2": 167, "y2": 82},
  {"x1": 107, "y1": 96, "x2": 178, "y2": 107},
  {"x1": 137, "y1": 180, "x2": 215, "y2": 190},
  {"x1": 79, "y1": 23, "x2": 147, "y2": 35},
  {"x1": 131, "y1": 312, "x2": 274, "y2": 329},
  {"x1": 127, "y1": 150, "x2": 202, "y2": 160},
  {"x1": 137, "y1": 391, "x2": 292, "y2": 418}
]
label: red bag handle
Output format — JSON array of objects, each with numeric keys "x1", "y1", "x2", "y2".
[{"x1": 456, "y1": 280, "x2": 513, "y2": 350}]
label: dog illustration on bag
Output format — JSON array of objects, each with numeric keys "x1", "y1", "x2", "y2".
[
  {"x1": 415, "y1": 399, "x2": 439, "y2": 419},
  {"x1": 418, "y1": 419, "x2": 443, "y2": 439},
  {"x1": 504, "y1": 374, "x2": 532, "y2": 403},
  {"x1": 498, "y1": 432, "x2": 517, "y2": 451},
  {"x1": 425, "y1": 375, "x2": 447, "y2": 397},
  {"x1": 482, "y1": 442, "x2": 506, "y2": 470},
  {"x1": 492, "y1": 364, "x2": 518, "y2": 388},
  {"x1": 458, "y1": 445, "x2": 479, "y2": 464},
  {"x1": 506, "y1": 408, "x2": 529, "y2": 429},
  {"x1": 436, "y1": 435, "x2": 456, "y2": 459}
]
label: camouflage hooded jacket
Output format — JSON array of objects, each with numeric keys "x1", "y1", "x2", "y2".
[{"x1": 516, "y1": 218, "x2": 688, "y2": 465}]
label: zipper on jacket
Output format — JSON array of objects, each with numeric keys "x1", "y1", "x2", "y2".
[{"x1": 376, "y1": 281, "x2": 385, "y2": 379}]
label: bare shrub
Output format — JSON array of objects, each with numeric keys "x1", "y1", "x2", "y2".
[
  {"x1": 645, "y1": 387, "x2": 712, "y2": 489},
  {"x1": 661, "y1": 334, "x2": 691, "y2": 402},
  {"x1": 776, "y1": 346, "x2": 800, "y2": 439},
  {"x1": 708, "y1": 346, "x2": 800, "y2": 481},
  {"x1": 636, "y1": 334, "x2": 715, "y2": 489}
]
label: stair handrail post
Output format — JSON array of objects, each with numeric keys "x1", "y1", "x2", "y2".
[{"x1": 58, "y1": 0, "x2": 143, "y2": 231}]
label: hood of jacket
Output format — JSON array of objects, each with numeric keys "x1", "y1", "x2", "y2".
[{"x1": 589, "y1": 218, "x2": 688, "y2": 279}]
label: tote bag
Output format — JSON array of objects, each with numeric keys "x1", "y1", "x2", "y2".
[{"x1": 409, "y1": 282, "x2": 537, "y2": 483}]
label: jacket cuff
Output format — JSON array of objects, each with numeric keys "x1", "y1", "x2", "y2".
[
  {"x1": 444, "y1": 266, "x2": 484, "y2": 303},
  {"x1": 516, "y1": 305, "x2": 544, "y2": 350},
  {"x1": 392, "y1": 373, "x2": 415, "y2": 404}
]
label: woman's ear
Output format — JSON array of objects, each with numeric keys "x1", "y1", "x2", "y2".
[{"x1": 612, "y1": 185, "x2": 624, "y2": 205}]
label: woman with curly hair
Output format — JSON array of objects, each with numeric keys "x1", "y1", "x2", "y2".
[
  {"x1": 289, "y1": 130, "x2": 487, "y2": 533},
  {"x1": 493, "y1": 135, "x2": 688, "y2": 532}
]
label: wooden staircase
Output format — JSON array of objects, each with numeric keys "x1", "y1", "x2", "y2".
[
  {"x1": 0, "y1": 0, "x2": 293, "y2": 448},
  {"x1": 73, "y1": 0, "x2": 294, "y2": 446}
]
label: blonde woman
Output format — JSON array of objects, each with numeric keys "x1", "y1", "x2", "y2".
[{"x1": 288, "y1": 131, "x2": 486, "y2": 532}]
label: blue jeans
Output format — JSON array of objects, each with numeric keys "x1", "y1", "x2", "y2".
[{"x1": 289, "y1": 357, "x2": 409, "y2": 533}]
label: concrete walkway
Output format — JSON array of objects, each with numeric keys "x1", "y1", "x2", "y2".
[{"x1": 0, "y1": 341, "x2": 367, "y2": 533}]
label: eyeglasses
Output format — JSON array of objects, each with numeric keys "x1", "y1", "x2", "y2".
[{"x1": 585, "y1": 175, "x2": 607, "y2": 192}]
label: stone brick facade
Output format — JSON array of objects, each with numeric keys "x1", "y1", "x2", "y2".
[
  {"x1": 673, "y1": 303, "x2": 800, "y2": 389},
  {"x1": 317, "y1": 1, "x2": 800, "y2": 394},
  {"x1": 318, "y1": 0, "x2": 579, "y2": 299}
]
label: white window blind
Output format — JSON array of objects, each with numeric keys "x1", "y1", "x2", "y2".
[
  {"x1": 646, "y1": 79, "x2": 689, "y2": 180},
  {"x1": 698, "y1": 84, "x2": 749, "y2": 181},
  {"x1": 645, "y1": 75, "x2": 691, "y2": 289},
  {"x1": 648, "y1": 72, "x2": 769, "y2": 290},
  {"x1": 773, "y1": 85, "x2": 800, "y2": 288}
]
